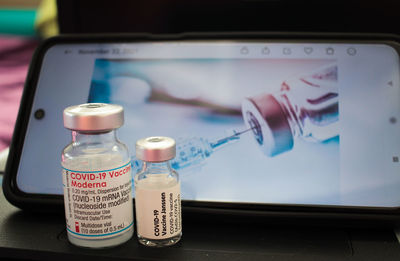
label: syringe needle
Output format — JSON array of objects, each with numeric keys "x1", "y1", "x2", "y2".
[
  {"x1": 232, "y1": 127, "x2": 254, "y2": 136},
  {"x1": 210, "y1": 127, "x2": 256, "y2": 149}
]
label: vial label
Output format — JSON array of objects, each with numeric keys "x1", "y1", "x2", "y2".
[
  {"x1": 62, "y1": 162, "x2": 133, "y2": 239},
  {"x1": 135, "y1": 181, "x2": 181, "y2": 240}
]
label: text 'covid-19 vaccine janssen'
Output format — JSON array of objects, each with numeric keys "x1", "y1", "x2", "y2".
[{"x1": 135, "y1": 136, "x2": 182, "y2": 247}]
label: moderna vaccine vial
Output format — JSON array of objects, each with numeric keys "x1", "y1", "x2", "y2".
[
  {"x1": 135, "y1": 136, "x2": 182, "y2": 247},
  {"x1": 62, "y1": 103, "x2": 133, "y2": 248}
]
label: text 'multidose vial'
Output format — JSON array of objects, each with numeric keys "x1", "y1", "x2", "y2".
[{"x1": 62, "y1": 103, "x2": 133, "y2": 248}]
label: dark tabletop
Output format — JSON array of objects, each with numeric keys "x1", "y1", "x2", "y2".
[{"x1": 1, "y1": 184, "x2": 400, "y2": 261}]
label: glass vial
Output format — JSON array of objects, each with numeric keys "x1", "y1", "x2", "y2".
[
  {"x1": 62, "y1": 103, "x2": 133, "y2": 248},
  {"x1": 134, "y1": 136, "x2": 182, "y2": 247},
  {"x1": 242, "y1": 63, "x2": 338, "y2": 156}
]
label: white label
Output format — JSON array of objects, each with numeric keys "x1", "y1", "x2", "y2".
[
  {"x1": 135, "y1": 180, "x2": 181, "y2": 240},
  {"x1": 62, "y1": 162, "x2": 133, "y2": 239}
]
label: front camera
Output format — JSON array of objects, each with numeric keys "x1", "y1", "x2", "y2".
[{"x1": 34, "y1": 109, "x2": 45, "y2": 120}]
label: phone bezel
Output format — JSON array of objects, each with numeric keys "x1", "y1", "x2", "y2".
[{"x1": 3, "y1": 33, "x2": 400, "y2": 222}]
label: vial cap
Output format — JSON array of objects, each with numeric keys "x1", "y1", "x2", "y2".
[
  {"x1": 63, "y1": 103, "x2": 124, "y2": 132},
  {"x1": 136, "y1": 136, "x2": 176, "y2": 162},
  {"x1": 242, "y1": 94, "x2": 293, "y2": 156}
]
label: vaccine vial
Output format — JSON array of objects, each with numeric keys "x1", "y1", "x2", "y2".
[
  {"x1": 134, "y1": 136, "x2": 182, "y2": 247},
  {"x1": 62, "y1": 103, "x2": 133, "y2": 248},
  {"x1": 242, "y1": 63, "x2": 339, "y2": 156}
]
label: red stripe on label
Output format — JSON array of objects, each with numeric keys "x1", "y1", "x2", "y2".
[{"x1": 75, "y1": 222, "x2": 80, "y2": 233}]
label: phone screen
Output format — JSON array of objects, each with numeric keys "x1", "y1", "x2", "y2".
[{"x1": 16, "y1": 40, "x2": 400, "y2": 208}]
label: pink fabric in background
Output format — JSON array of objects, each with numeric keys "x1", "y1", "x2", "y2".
[{"x1": 0, "y1": 36, "x2": 38, "y2": 151}]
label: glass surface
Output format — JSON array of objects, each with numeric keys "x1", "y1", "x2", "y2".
[{"x1": 16, "y1": 41, "x2": 400, "y2": 207}]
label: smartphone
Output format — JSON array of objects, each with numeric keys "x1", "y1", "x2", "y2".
[{"x1": 3, "y1": 33, "x2": 400, "y2": 221}]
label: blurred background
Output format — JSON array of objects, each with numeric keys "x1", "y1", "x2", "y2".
[
  {"x1": 0, "y1": 0, "x2": 399, "y2": 171},
  {"x1": 0, "y1": 0, "x2": 54, "y2": 170}
]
